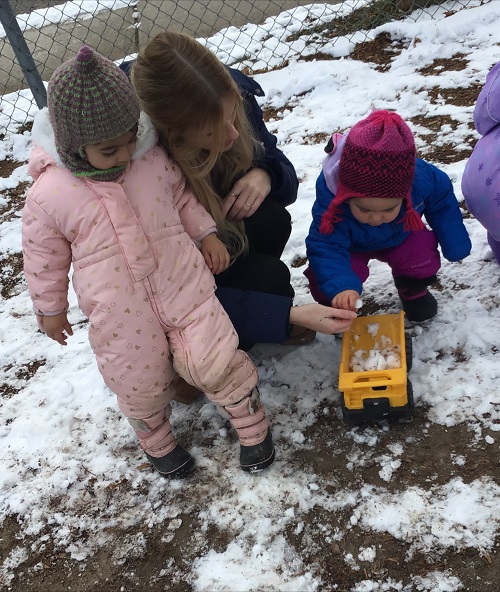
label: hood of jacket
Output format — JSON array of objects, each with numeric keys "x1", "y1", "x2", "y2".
[
  {"x1": 28, "y1": 108, "x2": 159, "y2": 180},
  {"x1": 322, "y1": 132, "x2": 347, "y2": 195},
  {"x1": 474, "y1": 61, "x2": 500, "y2": 137},
  {"x1": 228, "y1": 66, "x2": 265, "y2": 99}
]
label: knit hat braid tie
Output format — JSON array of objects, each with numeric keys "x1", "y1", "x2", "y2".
[
  {"x1": 320, "y1": 110, "x2": 424, "y2": 235},
  {"x1": 48, "y1": 45, "x2": 140, "y2": 181}
]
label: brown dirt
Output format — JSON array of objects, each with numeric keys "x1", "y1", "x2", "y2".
[
  {"x1": 0, "y1": 180, "x2": 30, "y2": 224},
  {"x1": 1, "y1": 416, "x2": 498, "y2": 591},
  {"x1": 0, "y1": 252, "x2": 25, "y2": 298},
  {"x1": 289, "y1": 418, "x2": 500, "y2": 590},
  {"x1": 350, "y1": 32, "x2": 407, "y2": 72}
]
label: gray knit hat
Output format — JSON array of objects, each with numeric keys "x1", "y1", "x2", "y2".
[{"x1": 48, "y1": 45, "x2": 140, "y2": 179}]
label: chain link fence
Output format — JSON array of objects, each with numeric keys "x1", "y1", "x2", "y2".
[{"x1": 0, "y1": 0, "x2": 484, "y2": 136}]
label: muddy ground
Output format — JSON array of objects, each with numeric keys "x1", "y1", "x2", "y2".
[{"x1": 0, "y1": 418, "x2": 498, "y2": 591}]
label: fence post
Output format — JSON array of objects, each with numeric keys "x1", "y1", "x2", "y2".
[
  {"x1": 132, "y1": 1, "x2": 140, "y2": 53},
  {"x1": 0, "y1": 0, "x2": 47, "y2": 109}
]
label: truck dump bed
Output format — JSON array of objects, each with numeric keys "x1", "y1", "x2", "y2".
[{"x1": 339, "y1": 311, "x2": 413, "y2": 423}]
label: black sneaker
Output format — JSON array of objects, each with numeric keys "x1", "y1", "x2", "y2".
[
  {"x1": 146, "y1": 446, "x2": 195, "y2": 479},
  {"x1": 240, "y1": 430, "x2": 276, "y2": 473},
  {"x1": 400, "y1": 291, "x2": 437, "y2": 322}
]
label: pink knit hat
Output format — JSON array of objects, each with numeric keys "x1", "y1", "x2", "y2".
[{"x1": 320, "y1": 110, "x2": 424, "y2": 234}]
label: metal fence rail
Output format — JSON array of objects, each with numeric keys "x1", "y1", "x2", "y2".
[{"x1": 0, "y1": 0, "x2": 483, "y2": 136}]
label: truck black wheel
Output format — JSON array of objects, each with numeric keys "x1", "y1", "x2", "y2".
[
  {"x1": 405, "y1": 333, "x2": 413, "y2": 372},
  {"x1": 341, "y1": 394, "x2": 365, "y2": 426},
  {"x1": 399, "y1": 380, "x2": 415, "y2": 423}
]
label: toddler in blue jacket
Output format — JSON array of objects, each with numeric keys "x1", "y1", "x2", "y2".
[{"x1": 305, "y1": 110, "x2": 472, "y2": 322}]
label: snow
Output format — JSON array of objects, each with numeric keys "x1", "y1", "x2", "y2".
[
  {"x1": 1, "y1": 0, "x2": 500, "y2": 590},
  {"x1": 350, "y1": 346, "x2": 401, "y2": 372}
]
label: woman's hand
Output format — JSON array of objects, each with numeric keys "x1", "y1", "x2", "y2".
[
  {"x1": 41, "y1": 312, "x2": 73, "y2": 345},
  {"x1": 201, "y1": 233, "x2": 230, "y2": 274},
  {"x1": 221, "y1": 167, "x2": 272, "y2": 221},
  {"x1": 290, "y1": 303, "x2": 357, "y2": 334},
  {"x1": 332, "y1": 290, "x2": 360, "y2": 311}
]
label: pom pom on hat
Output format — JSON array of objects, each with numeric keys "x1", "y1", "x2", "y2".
[
  {"x1": 320, "y1": 110, "x2": 424, "y2": 234},
  {"x1": 48, "y1": 45, "x2": 140, "y2": 176}
]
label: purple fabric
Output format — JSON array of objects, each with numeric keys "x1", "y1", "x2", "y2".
[
  {"x1": 322, "y1": 133, "x2": 346, "y2": 194},
  {"x1": 462, "y1": 60, "x2": 500, "y2": 243},
  {"x1": 305, "y1": 228, "x2": 440, "y2": 304},
  {"x1": 303, "y1": 266, "x2": 329, "y2": 305},
  {"x1": 488, "y1": 232, "x2": 500, "y2": 264},
  {"x1": 350, "y1": 228, "x2": 440, "y2": 281},
  {"x1": 473, "y1": 61, "x2": 500, "y2": 137}
]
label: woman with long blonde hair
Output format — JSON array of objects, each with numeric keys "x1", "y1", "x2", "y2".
[{"x1": 121, "y1": 31, "x2": 356, "y2": 348}]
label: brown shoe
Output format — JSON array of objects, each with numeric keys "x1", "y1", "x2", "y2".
[{"x1": 282, "y1": 324, "x2": 316, "y2": 346}]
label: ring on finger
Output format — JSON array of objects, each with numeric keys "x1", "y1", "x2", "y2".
[
  {"x1": 245, "y1": 202, "x2": 252, "y2": 208},
  {"x1": 230, "y1": 192, "x2": 238, "y2": 198}
]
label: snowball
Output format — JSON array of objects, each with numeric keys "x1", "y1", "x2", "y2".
[
  {"x1": 349, "y1": 347, "x2": 401, "y2": 372},
  {"x1": 348, "y1": 332, "x2": 401, "y2": 372}
]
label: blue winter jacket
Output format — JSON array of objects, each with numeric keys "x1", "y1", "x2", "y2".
[
  {"x1": 306, "y1": 158, "x2": 472, "y2": 301},
  {"x1": 119, "y1": 59, "x2": 297, "y2": 343}
]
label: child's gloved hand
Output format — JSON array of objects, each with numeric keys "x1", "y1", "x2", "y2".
[
  {"x1": 201, "y1": 233, "x2": 230, "y2": 275},
  {"x1": 332, "y1": 290, "x2": 360, "y2": 311},
  {"x1": 40, "y1": 312, "x2": 73, "y2": 346}
]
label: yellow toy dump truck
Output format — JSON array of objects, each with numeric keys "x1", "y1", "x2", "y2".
[{"x1": 338, "y1": 311, "x2": 413, "y2": 424}]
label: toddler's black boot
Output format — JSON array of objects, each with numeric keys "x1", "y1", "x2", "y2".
[
  {"x1": 394, "y1": 275, "x2": 438, "y2": 322},
  {"x1": 145, "y1": 446, "x2": 194, "y2": 479},
  {"x1": 222, "y1": 388, "x2": 275, "y2": 473},
  {"x1": 239, "y1": 430, "x2": 275, "y2": 472},
  {"x1": 130, "y1": 411, "x2": 195, "y2": 479},
  {"x1": 399, "y1": 291, "x2": 437, "y2": 322}
]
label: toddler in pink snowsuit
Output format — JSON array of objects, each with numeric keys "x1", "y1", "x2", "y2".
[{"x1": 22, "y1": 46, "x2": 275, "y2": 477}]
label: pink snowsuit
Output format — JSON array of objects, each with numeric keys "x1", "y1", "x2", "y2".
[{"x1": 22, "y1": 111, "x2": 258, "y2": 451}]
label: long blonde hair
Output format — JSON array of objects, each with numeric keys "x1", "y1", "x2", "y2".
[{"x1": 131, "y1": 31, "x2": 263, "y2": 259}]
